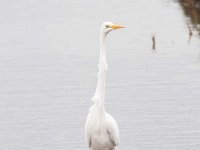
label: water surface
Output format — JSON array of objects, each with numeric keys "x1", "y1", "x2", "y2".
[{"x1": 0, "y1": 0, "x2": 200, "y2": 150}]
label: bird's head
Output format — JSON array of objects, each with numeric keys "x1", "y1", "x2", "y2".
[{"x1": 101, "y1": 22, "x2": 125, "y2": 35}]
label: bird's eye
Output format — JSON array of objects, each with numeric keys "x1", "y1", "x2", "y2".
[{"x1": 105, "y1": 25, "x2": 109, "y2": 28}]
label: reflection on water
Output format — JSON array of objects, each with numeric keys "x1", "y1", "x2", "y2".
[
  {"x1": 179, "y1": 0, "x2": 200, "y2": 33},
  {"x1": 178, "y1": 0, "x2": 200, "y2": 62}
]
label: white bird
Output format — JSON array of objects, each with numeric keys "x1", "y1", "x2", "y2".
[{"x1": 85, "y1": 22, "x2": 125, "y2": 150}]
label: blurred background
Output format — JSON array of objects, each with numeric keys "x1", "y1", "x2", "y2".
[
  {"x1": 0, "y1": 0, "x2": 200, "y2": 150},
  {"x1": 179, "y1": 0, "x2": 200, "y2": 33}
]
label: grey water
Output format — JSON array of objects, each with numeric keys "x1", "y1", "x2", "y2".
[{"x1": 0, "y1": 0, "x2": 200, "y2": 149}]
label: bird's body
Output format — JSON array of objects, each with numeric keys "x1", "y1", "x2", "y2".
[
  {"x1": 85, "y1": 105, "x2": 119, "y2": 150},
  {"x1": 85, "y1": 22, "x2": 124, "y2": 150}
]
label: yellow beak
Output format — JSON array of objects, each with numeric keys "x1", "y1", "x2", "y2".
[{"x1": 111, "y1": 24, "x2": 126, "y2": 29}]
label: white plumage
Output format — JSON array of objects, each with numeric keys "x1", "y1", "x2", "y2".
[{"x1": 85, "y1": 22, "x2": 125, "y2": 150}]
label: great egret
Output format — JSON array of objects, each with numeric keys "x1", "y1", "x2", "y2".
[{"x1": 85, "y1": 22, "x2": 125, "y2": 150}]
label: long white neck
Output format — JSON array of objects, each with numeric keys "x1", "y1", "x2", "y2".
[{"x1": 91, "y1": 31, "x2": 108, "y2": 113}]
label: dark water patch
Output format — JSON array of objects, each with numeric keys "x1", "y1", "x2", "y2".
[{"x1": 178, "y1": 0, "x2": 200, "y2": 33}]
